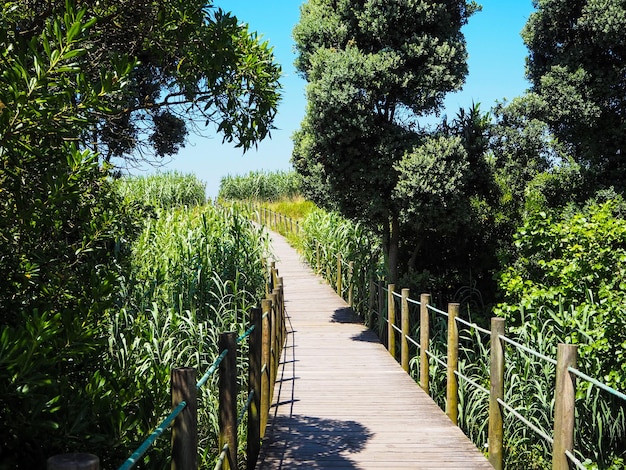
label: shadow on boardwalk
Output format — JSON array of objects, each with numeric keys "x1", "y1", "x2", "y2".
[{"x1": 259, "y1": 414, "x2": 373, "y2": 469}]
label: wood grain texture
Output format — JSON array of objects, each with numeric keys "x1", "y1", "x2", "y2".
[{"x1": 256, "y1": 232, "x2": 493, "y2": 469}]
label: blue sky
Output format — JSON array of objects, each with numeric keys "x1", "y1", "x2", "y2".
[{"x1": 139, "y1": 1, "x2": 535, "y2": 198}]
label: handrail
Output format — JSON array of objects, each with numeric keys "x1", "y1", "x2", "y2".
[
  {"x1": 365, "y1": 280, "x2": 625, "y2": 470},
  {"x1": 118, "y1": 401, "x2": 188, "y2": 470},
  {"x1": 114, "y1": 263, "x2": 287, "y2": 470}
]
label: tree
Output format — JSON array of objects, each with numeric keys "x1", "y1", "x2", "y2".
[
  {"x1": 13, "y1": 0, "x2": 282, "y2": 163},
  {"x1": 292, "y1": 0, "x2": 479, "y2": 284},
  {"x1": 522, "y1": 0, "x2": 626, "y2": 190},
  {"x1": 0, "y1": 1, "x2": 281, "y2": 465}
]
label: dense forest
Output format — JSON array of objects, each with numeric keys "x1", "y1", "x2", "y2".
[{"x1": 2, "y1": 0, "x2": 626, "y2": 468}]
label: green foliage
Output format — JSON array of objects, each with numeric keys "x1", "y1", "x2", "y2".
[
  {"x1": 298, "y1": 209, "x2": 383, "y2": 320},
  {"x1": 497, "y1": 197, "x2": 626, "y2": 390},
  {"x1": 13, "y1": 0, "x2": 282, "y2": 161},
  {"x1": 494, "y1": 196, "x2": 626, "y2": 467},
  {"x1": 112, "y1": 202, "x2": 269, "y2": 468},
  {"x1": 115, "y1": 172, "x2": 207, "y2": 210},
  {"x1": 218, "y1": 170, "x2": 302, "y2": 202},
  {"x1": 292, "y1": 0, "x2": 479, "y2": 285},
  {"x1": 522, "y1": 0, "x2": 626, "y2": 190},
  {"x1": 0, "y1": 3, "x2": 139, "y2": 466},
  {"x1": 127, "y1": 204, "x2": 269, "y2": 316}
]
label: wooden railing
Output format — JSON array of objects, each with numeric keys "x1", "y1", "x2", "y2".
[
  {"x1": 371, "y1": 283, "x2": 624, "y2": 470},
  {"x1": 49, "y1": 263, "x2": 287, "y2": 470}
]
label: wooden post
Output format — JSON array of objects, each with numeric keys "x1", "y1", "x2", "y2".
[
  {"x1": 420, "y1": 294, "x2": 431, "y2": 393},
  {"x1": 171, "y1": 367, "x2": 197, "y2": 470},
  {"x1": 316, "y1": 242, "x2": 320, "y2": 273},
  {"x1": 337, "y1": 253, "x2": 342, "y2": 296},
  {"x1": 367, "y1": 277, "x2": 375, "y2": 328},
  {"x1": 446, "y1": 303, "x2": 459, "y2": 425},
  {"x1": 378, "y1": 281, "x2": 384, "y2": 335},
  {"x1": 553, "y1": 343, "x2": 578, "y2": 470},
  {"x1": 489, "y1": 317, "x2": 505, "y2": 470},
  {"x1": 269, "y1": 292, "x2": 278, "y2": 400},
  {"x1": 387, "y1": 284, "x2": 396, "y2": 357},
  {"x1": 47, "y1": 454, "x2": 99, "y2": 470},
  {"x1": 401, "y1": 288, "x2": 410, "y2": 373},
  {"x1": 348, "y1": 261, "x2": 354, "y2": 307},
  {"x1": 219, "y1": 332, "x2": 237, "y2": 470},
  {"x1": 247, "y1": 308, "x2": 262, "y2": 470},
  {"x1": 260, "y1": 299, "x2": 271, "y2": 436}
]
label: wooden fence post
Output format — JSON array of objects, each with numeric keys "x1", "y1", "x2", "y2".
[
  {"x1": 387, "y1": 284, "x2": 396, "y2": 357},
  {"x1": 446, "y1": 303, "x2": 459, "y2": 425},
  {"x1": 316, "y1": 242, "x2": 320, "y2": 273},
  {"x1": 247, "y1": 308, "x2": 262, "y2": 470},
  {"x1": 219, "y1": 332, "x2": 237, "y2": 470},
  {"x1": 401, "y1": 288, "x2": 410, "y2": 372},
  {"x1": 337, "y1": 253, "x2": 342, "y2": 296},
  {"x1": 171, "y1": 367, "x2": 197, "y2": 470},
  {"x1": 377, "y1": 281, "x2": 384, "y2": 332},
  {"x1": 47, "y1": 454, "x2": 99, "y2": 470},
  {"x1": 348, "y1": 261, "x2": 354, "y2": 307},
  {"x1": 260, "y1": 299, "x2": 271, "y2": 436},
  {"x1": 420, "y1": 294, "x2": 431, "y2": 393},
  {"x1": 553, "y1": 344, "x2": 578, "y2": 470},
  {"x1": 489, "y1": 317, "x2": 505, "y2": 470},
  {"x1": 269, "y1": 292, "x2": 278, "y2": 401},
  {"x1": 368, "y1": 277, "x2": 376, "y2": 328}
]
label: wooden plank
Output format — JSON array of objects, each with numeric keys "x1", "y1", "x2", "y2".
[{"x1": 256, "y1": 232, "x2": 493, "y2": 469}]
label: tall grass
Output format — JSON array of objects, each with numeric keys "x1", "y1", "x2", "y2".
[
  {"x1": 115, "y1": 171, "x2": 207, "y2": 209},
  {"x1": 413, "y1": 300, "x2": 626, "y2": 469},
  {"x1": 298, "y1": 209, "x2": 383, "y2": 320},
  {"x1": 218, "y1": 170, "x2": 301, "y2": 201},
  {"x1": 103, "y1": 174, "x2": 270, "y2": 468}
]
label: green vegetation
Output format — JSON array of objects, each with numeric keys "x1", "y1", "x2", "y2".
[
  {"x1": 0, "y1": 0, "x2": 280, "y2": 466},
  {"x1": 218, "y1": 170, "x2": 302, "y2": 201},
  {"x1": 13, "y1": 0, "x2": 281, "y2": 161},
  {"x1": 115, "y1": 172, "x2": 207, "y2": 210},
  {"x1": 292, "y1": 0, "x2": 480, "y2": 285}
]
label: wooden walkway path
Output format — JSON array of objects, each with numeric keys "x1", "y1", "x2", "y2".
[{"x1": 256, "y1": 232, "x2": 493, "y2": 469}]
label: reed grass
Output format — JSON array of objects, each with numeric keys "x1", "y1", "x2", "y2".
[
  {"x1": 115, "y1": 171, "x2": 207, "y2": 209},
  {"x1": 105, "y1": 180, "x2": 270, "y2": 468},
  {"x1": 218, "y1": 170, "x2": 301, "y2": 202}
]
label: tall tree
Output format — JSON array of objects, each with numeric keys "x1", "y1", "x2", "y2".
[
  {"x1": 13, "y1": 0, "x2": 282, "y2": 163},
  {"x1": 292, "y1": 0, "x2": 478, "y2": 284},
  {"x1": 522, "y1": 0, "x2": 626, "y2": 190}
]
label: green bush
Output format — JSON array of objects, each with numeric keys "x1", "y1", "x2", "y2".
[{"x1": 495, "y1": 196, "x2": 626, "y2": 467}]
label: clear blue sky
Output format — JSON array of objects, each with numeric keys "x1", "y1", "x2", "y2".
[{"x1": 139, "y1": 1, "x2": 535, "y2": 198}]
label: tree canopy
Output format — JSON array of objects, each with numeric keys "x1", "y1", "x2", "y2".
[
  {"x1": 10, "y1": 0, "x2": 282, "y2": 163},
  {"x1": 522, "y1": 0, "x2": 626, "y2": 189},
  {"x1": 292, "y1": 0, "x2": 479, "y2": 283}
]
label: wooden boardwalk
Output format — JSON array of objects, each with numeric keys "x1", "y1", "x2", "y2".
[{"x1": 256, "y1": 232, "x2": 493, "y2": 469}]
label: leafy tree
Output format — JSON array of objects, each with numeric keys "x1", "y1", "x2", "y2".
[
  {"x1": 522, "y1": 0, "x2": 626, "y2": 190},
  {"x1": 14, "y1": 0, "x2": 282, "y2": 163},
  {"x1": 0, "y1": 1, "x2": 280, "y2": 465},
  {"x1": 292, "y1": 0, "x2": 479, "y2": 284},
  {"x1": 0, "y1": 4, "x2": 143, "y2": 465}
]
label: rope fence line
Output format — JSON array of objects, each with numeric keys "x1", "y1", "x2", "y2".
[
  {"x1": 367, "y1": 280, "x2": 626, "y2": 470},
  {"x1": 108, "y1": 262, "x2": 288, "y2": 470},
  {"x1": 251, "y1": 206, "x2": 626, "y2": 470},
  {"x1": 118, "y1": 401, "x2": 188, "y2": 470},
  {"x1": 499, "y1": 334, "x2": 558, "y2": 366}
]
